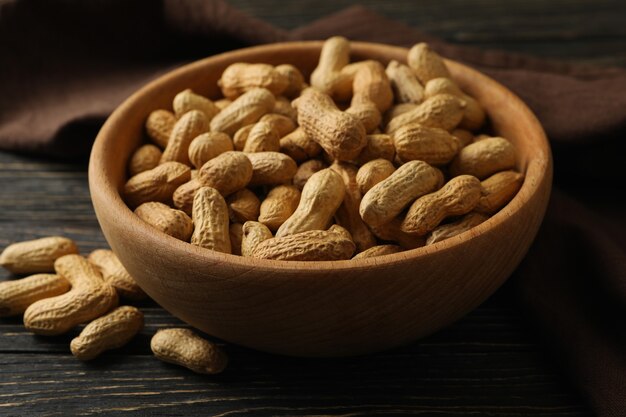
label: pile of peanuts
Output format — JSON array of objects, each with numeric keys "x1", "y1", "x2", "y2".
[
  {"x1": 0, "y1": 237, "x2": 227, "y2": 374},
  {"x1": 125, "y1": 37, "x2": 524, "y2": 261}
]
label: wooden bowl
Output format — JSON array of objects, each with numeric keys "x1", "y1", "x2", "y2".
[{"x1": 89, "y1": 41, "x2": 552, "y2": 357}]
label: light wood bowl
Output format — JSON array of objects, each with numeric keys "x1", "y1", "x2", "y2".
[{"x1": 89, "y1": 41, "x2": 552, "y2": 357}]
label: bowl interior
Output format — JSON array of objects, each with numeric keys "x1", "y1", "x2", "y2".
[{"x1": 89, "y1": 41, "x2": 552, "y2": 356}]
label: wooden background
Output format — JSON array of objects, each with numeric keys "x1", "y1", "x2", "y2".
[{"x1": 2, "y1": 0, "x2": 625, "y2": 415}]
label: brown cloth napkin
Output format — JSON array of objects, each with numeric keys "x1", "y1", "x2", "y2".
[{"x1": 1, "y1": 1, "x2": 625, "y2": 415}]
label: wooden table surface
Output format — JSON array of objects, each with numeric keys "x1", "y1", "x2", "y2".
[{"x1": 2, "y1": 0, "x2": 625, "y2": 415}]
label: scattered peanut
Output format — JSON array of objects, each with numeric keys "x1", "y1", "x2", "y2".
[
  {"x1": 88, "y1": 250, "x2": 146, "y2": 300},
  {"x1": 0, "y1": 274, "x2": 69, "y2": 317},
  {"x1": 241, "y1": 221, "x2": 274, "y2": 257},
  {"x1": 24, "y1": 255, "x2": 118, "y2": 335},
  {"x1": 246, "y1": 151, "x2": 297, "y2": 186},
  {"x1": 0, "y1": 236, "x2": 79, "y2": 274},
  {"x1": 151, "y1": 328, "x2": 228, "y2": 374},
  {"x1": 70, "y1": 306, "x2": 144, "y2": 361}
]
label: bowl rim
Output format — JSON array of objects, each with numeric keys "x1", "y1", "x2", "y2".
[{"x1": 89, "y1": 40, "x2": 551, "y2": 273}]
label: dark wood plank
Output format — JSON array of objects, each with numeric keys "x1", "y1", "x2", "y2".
[{"x1": 226, "y1": 0, "x2": 626, "y2": 66}]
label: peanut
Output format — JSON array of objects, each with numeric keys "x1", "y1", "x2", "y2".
[
  {"x1": 353, "y1": 244, "x2": 402, "y2": 259},
  {"x1": 424, "y1": 77, "x2": 485, "y2": 131},
  {"x1": 401, "y1": 175, "x2": 482, "y2": 236},
  {"x1": 128, "y1": 144, "x2": 162, "y2": 176},
  {"x1": 384, "y1": 103, "x2": 418, "y2": 125},
  {"x1": 219, "y1": 63, "x2": 289, "y2": 99},
  {"x1": 385, "y1": 60, "x2": 424, "y2": 104},
  {"x1": 275, "y1": 64, "x2": 305, "y2": 98},
  {"x1": 0, "y1": 236, "x2": 79, "y2": 274},
  {"x1": 88, "y1": 249, "x2": 146, "y2": 300},
  {"x1": 251, "y1": 225, "x2": 355, "y2": 261},
  {"x1": 451, "y1": 128, "x2": 474, "y2": 147},
  {"x1": 356, "y1": 159, "x2": 396, "y2": 194},
  {"x1": 243, "y1": 114, "x2": 296, "y2": 153},
  {"x1": 343, "y1": 60, "x2": 393, "y2": 130},
  {"x1": 392, "y1": 123, "x2": 460, "y2": 165},
  {"x1": 197, "y1": 151, "x2": 253, "y2": 196},
  {"x1": 355, "y1": 134, "x2": 395, "y2": 164},
  {"x1": 188, "y1": 132, "x2": 234, "y2": 169},
  {"x1": 407, "y1": 43, "x2": 451, "y2": 83},
  {"x1": 258, "y1": 185, "x2": 301, "y2": 232},
  {"x1": 241, "y1": 221, "x2": 274, "y2": 257},
  {"x1": 246, "y1": 151, "x2": 298, "y2": 186},
  {"x1": 475, "y1": 170, "x2": 524, "y2": 214},
  {"x1": 345, "y1": 99, "x2": 382, "y2": 133},
  {"x1": 426, "y1": 212, "x2": 489, "y2": 245},
  {"x1": 70, "y1": 306, "x2": 144, "y2": 361},
  {"x1": 135, "y1": 202, "x2": 194, "y2": 241},
  {"x1": 229, "y1": 223, "x2": 244, "y2": 256},
  {"x1": 151, "y1": 328, "x2": 228, "y2": 374},
  {"x1": 24, "y1": 255, "x2": 118, "y2": 335},
  {"x1": 360, "y1": 160, "x2": 443, "y2": 227},
  {"x1": 0, "y1": 274, "x2": 69, "y2": 317},
  {"x1": 160, "y1": 110, "x2": 210, "y2": 165},
  {"x1": 310, "y1": 36, "x2": 352, "y2": 101},
  {"x1": 449, "y1": 137, "x2": 516, "y2": 179},
  {"x1": 330, "y1": 162, "x2": 376, "y2": 252},
  {"x1": 145, "y1": 109, "x2": 176, "y2": 149},
  {"x1": 233, "y1": 124, "x2": 254, "y2": 151},
  {"x1": 279, "y1": 127, "x2": 322, "y2": 162},
  {"x1": 210, "y1": 88, "x2": 275, "y2": 136},
  {"x1": 292, "y1": 88, "x2": 366, "y2": 161},
  {"x1": 214, "y1": 98, "x2": 232, "y2": 110},
  {"x1": 272, "y1": 96, "x2": 298, "y2": 122},
  {"x1": 172, "y1": 178, "x2": 202, "y2": 215},
  {"x1": 191, "y1": 187, "x2": 231, "y2": 253},
  {"x1": 369, "y1": 217, "x2": 426, "y2": 250},
  {"x1": 172, "y1": 89, "x2": 219, "y2": 121},
  {"x1": 293, "y1": 159, "x2": 328, "y2": 190},
  {"x1": 227, "y1": 188, "x2": 260, "y2": 223},
  {"x1": 276, "y1": 168, "x2": 346, "y2": 237},
  {"x1": 124, "y1": 162, "x2": 191, "y2": 208},
  {"x1": 385, "y1": 94, "x2": 465, "y2": 134}
]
